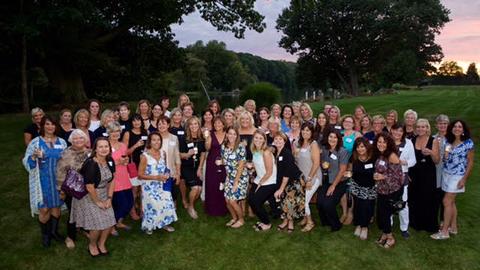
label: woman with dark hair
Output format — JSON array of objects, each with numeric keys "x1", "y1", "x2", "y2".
[
  {"x1": 208, "y1": 99, "x2": 221, "y2": 116},
  {"x1": 280, "y1": 104, "x2": 293, "y2": 133},
  {"x1": 148, "y1": 103, "x2": 163, "y2": 133},
  {"x1": 88, "y1": 99, "x2": 102, "y2": 132},
  {"x1": 118, "y1": 102, "x2": 132, "y2": 139},
  {"x1": 70, "y1": 137, "x2": 116, "y2": 256},
  {"x1": 353, "y1": 105, "x2": 366, "y2": 131},
  {"x1": 23, "y1": 115, "x2": 68, "y2": 247},
  {"x1": 158, "y1": 117, "x2": 181, "y2": 205},
  {"x1": 24, "y1": 107, "x2": 45, "y2": 146},
  {"x1": 373, "y1": 132, "x2": 404, "y2": 249},
  {"x1": 160, "y1": 96, "x2": 171, "y2": 118},
  {"x1": 58, "y1": 109, "x2": 75, "y2": 146},
  {"x1": 390, "y1": 123, "x2": 416, "y2": 239},
  {"x1": 182, "y1": 102, "x2": 195, "y2": 123},
  {"x1": 201, "y1": 109, "x2": 214, "y2": 132},
  {"x1": 360, "y1": 114, "x2": 373, "y2": 135},
  {"x1": 179, "y1": 117, "x2": 207, "y2": 219},
  {"x1": 136, "y1": 99, "x2": 152, "y2": 130},
  {"x1": 204, "y1": 116, "x2": 228, "y2": 216},
  {"x1": 295, "y1": 122, "x2": 321, "y2": 232},
  {"x1": 350, "y1": 138, "x2": 376, "y2": 240},
  {"x1": 138, "y1": 132, "x2": 177, "y2": 235},
  {"x1": 314, "y1": 112, "x2": 329, "y2": 145},
  {"x1": 274, "y1": 132, "x2": 305, "y2": 233},
  {"x1": 432, "y1": 120, "x2": 474, "y2": 240},
  {"x1": 316, "y1": 130, "x2": 349, "y2": 232},
  {"x1": 257, "y1": 107, "x2": 270, "y2": 132},
  {"x1": 408, "y1": 119, "x2": 440, "y2": 233}
]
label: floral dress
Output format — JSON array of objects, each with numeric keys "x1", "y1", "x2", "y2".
[
  {"x1": 141, "y1": 151, "x2": 177, "y2": 231},
  {"x1": 222, "y1": 144, "x2": 249, "y2": 200}
]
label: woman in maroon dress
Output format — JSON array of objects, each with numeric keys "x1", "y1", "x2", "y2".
[{"x1": 204, "y1": 116, "x2": 228, "y2": 216}]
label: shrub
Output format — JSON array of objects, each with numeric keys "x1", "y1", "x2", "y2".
[{"x1": 240, "y1": 82, "x2": 281, "y2": 108}]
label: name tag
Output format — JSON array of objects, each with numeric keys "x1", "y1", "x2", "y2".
[
  {"x1": 121, "y1": 125, "x2": 125, "y2": 130},
  {"x1": 187, "y1": 143, "x2": 194, "y2": 148},
  {"x1": 345, "y1": 137, "x2": 353, "y2": 143},
  {"x1": 141, "y1": 136, "x2": 148, "y2": 140},
  {"x1": 369, "y1": 140, "x2": 373, "y2": 144},
  {"x1": 229, "y1": 154, "x2": 236, "y2": 159},
  {"x1": 379, "y1": 160, "x2": 386, "y2": 166},
  {"x1": 330, "y1": 154, "x2": 337, "y2": 160},
  {"x1": 102, "y1": 132, "x2": 108, "y2": 137},
  {"x1": 219, "y1": 182, "x2": 224, "y2": 191},
  {"x1": 365, "y1": 163, "x2": 373, "y2": 169},
  {"x1": 169, "y1": 141, "x2": 176, "y2": 146},
  {"x1": 399, "y1": 147, "x2": 404, "y2": 152},
  {"x1": 335, "y1": 125, "x2": 342, "y2": 130},
  {"x1": 300, "y1": 148, "x2": 307, "y2": 153},
  {"x1": 108, "y1": 161, "x2": 113, "y2": 167},
  {"x1": 278, "y1": 156, "x2": 283, "y2": 161},
  {"x1": 177, "y1": 130, "x2": 185, "y2": 135},
  {"x1": 54, "y1": 144, "x2": 63, "y2": 149}
]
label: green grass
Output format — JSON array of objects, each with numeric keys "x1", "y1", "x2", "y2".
[{"x1": 1, "y1": 85, "x2": 479, "y2": 270}]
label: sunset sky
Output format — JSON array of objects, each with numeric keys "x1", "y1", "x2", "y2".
[{"x1": 172, "y1": 0, "x2": 479, "y2": 71}]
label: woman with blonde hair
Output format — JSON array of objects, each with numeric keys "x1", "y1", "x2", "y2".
[
  {"x1": 92, "y1": 109, "x2": 115, "y2": 141},
  {"x1": 353, "y1": 105, "x2": 366, "y2": 131},
  {"x1": 300, "y1": 103, "x2": 315, "y2": 126},
  {"x1": 73, "y1": 109, "x2": 95, "y2": 148},
  {"x1": 385, "y1": 110, "x2": 398, "y2": 133},
  {"x1": 403, "y1": 109, "x2": 418, "y2": 139},
  {"x1": 24, "y1": 107, "x2": 45, "y2": 146},
  {"x1": 222, "y1": 108, "x2": 236, "y2": 129},
  {"x1": 177, "y1": 94, "x2": 190, "y2": 109},
  {"x1": 328, "y1": 106, "x2": 341, "y2": 129}
]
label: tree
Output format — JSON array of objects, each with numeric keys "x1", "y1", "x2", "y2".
[
  {"x1": 437, "y1": 61, "x2": 464, "y2": 77},
  {"x1": 276, "y1": 0, "x2": 450, "y2": 95},
  {"x1": 0, "y1": 1, "x2": 266, "y2": 104},
  {"x1": 241, "y1": 82, "x2": 281, "y2": 108},
  {"x1": 465, "y1": 63, "x2": 479, "y2": 83}
]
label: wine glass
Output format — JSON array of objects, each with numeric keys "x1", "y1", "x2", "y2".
[{"x1": 215, "y1": 156, "x2": 223, "y2": 173}]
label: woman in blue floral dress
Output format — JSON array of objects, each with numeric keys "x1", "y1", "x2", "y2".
[
  {"x1": 221, "y1": 127, "x2": 249, "y2": 229},
  {"x1": 138, "y1": 132, "x2": 177, "y2": 235},
  {"x1": 432, "y1": 120, "x2": 474, "y2": 240}
]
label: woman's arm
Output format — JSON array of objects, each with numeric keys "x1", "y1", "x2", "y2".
[
  {"x1": 431, "y1": 138, "x2": 441, "y2": 164},
  {"x1": 197, "y1": 152, "x2": 207, "y2": 179},
  {"x1": 24, "y1": 133, "x2": 32, "y2": 147},
  {"x1": 459, "y1": 150, "x2": 475, "y2": 188},
  {"x1": 308, "y1": 142, "x2": 321, "y2": 180},
  {"x1": 274, "y1": 176, "x2": 289, "y2": 199}
]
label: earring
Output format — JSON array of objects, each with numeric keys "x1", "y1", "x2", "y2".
[{"x1": 462, "y1": 133, "x2": 464, "y2": 136}]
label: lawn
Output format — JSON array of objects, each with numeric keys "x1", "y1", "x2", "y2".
[{"x1": 1, "y1": 85, "x2": 479, "y2": 270}]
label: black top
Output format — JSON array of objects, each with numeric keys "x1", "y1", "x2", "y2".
[
  {"x1": 93, "y1": 126, "x2": 108, "y2": 141},
  {"x1": 405, "y1": 131, "x2": 416, "y2": 140},
  {"x1": 267, "y1": 134, "x2": 291, "y2": 150},
  {"x1": 80, "y1": 157, "x2": 116, "y2": 188},
  {"x1": 57, "y1": 124, "x2": 76, "y2": 147},
  {"x1": 119, "y1": 118, "x2": 132, "y2": 140},
  {"x1": 24, "y1": 123, "x2": 40, "y2": 139},
  {"x1": 169, "y1": 126, "x2": 186, "y2": 144},
  {"x1": 179, "y1": 138, "x2": 206, "y2": 168},
  {"x1": 352, "y1": 158, "x2": 376, "y2": 187},
  {"x1": 363, "y1": 131, "x2": 376, "y2": 142},
  {"x1": 240, "y1": 134, "x2": 254, "y2": 161},
  {"x1": 276, "y1": 147, "x2": 302, "y2": 183},
  {"x1": 127, "y1": 129, "x2": 148, "y2": 166}
]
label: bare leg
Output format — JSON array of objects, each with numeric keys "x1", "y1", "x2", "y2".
[
  {"x1": 229, "y1": 200, "x2": 244, "y2": 227},
  {"x1": 88, "y1": 230, "x2": 100, "y2": 256},
  {"x1": 180, "y1": 179, "x2": 188, "y2": 208},
  {"x1": 225, "y1": 200, "x2": 237, "y2": 222},
  {"x1": 38, "y1": 208, "x2": 51, "y2": 223},
  {"x1": 441, "y1": 193, "x2": 455, "y2": 235},
  {"x1": 340, "y1": 194, "x2": 347, "y2": 222},
  {"x1": 97, "y1": 228, "x2": 111, "y2": 253}
]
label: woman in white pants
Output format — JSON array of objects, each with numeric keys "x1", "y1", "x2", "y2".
[
  {"x1": 295, "y1": 122, "x2": 321, "y2": 232},
  {"x1": 390, "y1": 123, "x2": 416, "y2": 238}
]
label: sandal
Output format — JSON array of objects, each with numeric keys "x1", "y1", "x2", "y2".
[
  {"x1": 255, "y1": 223, "x2": 271, "y2": 232},
  {"x1": 301, "y1": 222, "x2": 315, "y2": 232},
  {"x1": 231, "y1": 221, "x2": 244, "y2": 229},
  {"x1": 383, "y1": 238, "x2": 395, "y2": 249},
  {"x1": 430, "y1": 232, "x2": 450, "y2": 240},
  {"x1": 298, "y1": 217, "x2": 307, "y2": 227},
  {"x1": 277, "y1": 223, "x2": 288, "y2": 231},
  {"x1": 226, "y1": 219, "x2": 237, "y2": 227},
  {"x1": 359, "y1": 228, "x2": 368, "y2": 240},
  {"x1": 376, "y1": 235, "x2": 387, "y2": 246},
  {"x1": 448, "y1": 228, "x2": 458, "y2": 235}
]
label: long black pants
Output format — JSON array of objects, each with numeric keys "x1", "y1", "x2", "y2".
[
  {"x1": 377, "y1": 188, "x2": 403, "y2": 234},
  {"x1": 248, "y1": 183, "x2": 277, "y2": 225},
  {"x1": 317, "y1": 181, "x2": 347, "y2": 231},
  {"x1": 64, "y1": 195, "x2": 77, "y2": 241}
]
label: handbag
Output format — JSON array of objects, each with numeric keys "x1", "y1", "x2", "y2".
[
  {"x1": 389, "y1": 198, "x2": 406, "y2": 212},
  {"x1": 61, "y1": 168, "x2": 88, "y2": 199},
  {"x1": 162, "y1": 168, "x2": 175, "y2": 192},
  {"x1": 127, "y1": 161, "x2": 138, "y2": 178}
]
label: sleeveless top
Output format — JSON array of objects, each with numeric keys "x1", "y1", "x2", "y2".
[
  {"x1": 252, "y1": 150, "x2": 277, "y2": 186},
  {"x1": 128, "y1": 129, "x2": 148, "y2": 166},
  {"x1": 143, "y1": 151, "x2": 167, "y2": 177},
  {"x1": 296, "y1": 141, "x2": 322, "y2": 183},
  {"x1": 342, "y1": 132, "x2": 356, "y2": 154}
]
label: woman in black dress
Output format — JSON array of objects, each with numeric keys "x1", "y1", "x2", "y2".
[{"x1": 408, "y1": 118, "x2": 440, "y2": 232}]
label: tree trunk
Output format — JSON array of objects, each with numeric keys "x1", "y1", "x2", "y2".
[
  {"x1": 335, "y1": 69, "x2": 351, "y2": 94},
  {"x1": 349, "y1": 67, "x2": 359, "y2": 96},
  {"x1": 20, "y1": 0, "x2": 29, "y2": 113},
  {"x1": 46, "y1": 60, "x2": 88, "y2": 104}
]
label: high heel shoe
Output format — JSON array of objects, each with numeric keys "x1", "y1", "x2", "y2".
[
  {"x1": 383, "y1": 237, "x2": 395, "y2": 249},
  {"x1": 301, "y1": 222, "x2": 315, "y2": 232}
]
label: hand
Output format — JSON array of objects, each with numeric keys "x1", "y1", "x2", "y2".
[
  {"x1": 95, "y1": 201, "x2": 106, "y2": 209},
  {"x1": 188, "y1": 149, "x2": 195, "y2": 156},
  {"x1": 274, "y1": 190, "x2": 283, "y2": 200},
  {"x1": 157, "y1": 174, "x2": 169, "y2": 181},
  {"x1": 233, "y1": 182, "x2": 239, "y2": 193},
  {"x1": 136, "y1": 140, "x2": 144, "y2": 148},
  {"x1": 401, "y1": 159, "x2": 408, "y2": 166},
  {"x1": 306, "y1": 181, "x2": 313, "y2": 190},
  {"x1": 421, "y1": 147, "x2": 433, "y2": 156},
  {"x1": 196, "y1": 168, "x2": 203, "y2": 180},
  {"x1": 326, "y1": 185, "x2": 336, "y2": 196},
  {"x1": 59, "y1": 191, "x2": 66, "y2": 200},
  {"x1": 104, "y1": 199, "x2": 112, "y2": 208},
  {"x1": 457, "y1": 178, "x2": 466, "y2": 189},
  {"x1": 373, "y1": 173, "x2": 385, "y2": 181},
  {"x1": 121, "y1": 156, "x2": 129, "y2": 165}
]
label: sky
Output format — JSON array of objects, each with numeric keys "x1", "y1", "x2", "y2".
[{"x1": 172, "y1": 0, "x2": 480, "y2": 71}]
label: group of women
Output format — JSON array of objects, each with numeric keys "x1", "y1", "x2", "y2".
[{"x1": 23, "y1": 95, "x2": 474, "y2": 255}]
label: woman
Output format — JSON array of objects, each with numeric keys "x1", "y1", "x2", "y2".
[
  {"x1": 316, "y1": 130, "x2": 349, "y2": 232},
  {"x1": 169, "y1": 108, "x2": 188, "y2": 208},
  {"x1": 328, "y1": 106, "x2": 341, "y2": 129},
  {"x1": 373, "y1": 132, "x2": 404, "y2": 249},
  {"x1": 280, "y1": 104, "x2": 293, "y2": 133},
  {"x1": 295, "y1": 122, "x2": 321, "y2": 232},
  {"x1": 158, "y1": 117, "x2": 182, "y2": 208},
  {"x1": 385, "y1": 110, "x2": 398, "y2": 133},
  {"x1": 123, "y1": 114, "x2": 147, "y2": 219},
  {"x1": 222, "y1": 108, "x2": 235, "y2": 129},
  {"x1": 350, "y1": 138, "x2": 376, "y2": 240},
  {"x1": 434, "y1": 114, "x2": 450, "y2": 224},
  {"x1": 137, "y1": 99, "x2": 152, "y2": 130},
  {"x1": 160, "y1": 96, "x2": 171, "y2": 118},
  {"x1": 204, "y1": 116, "x2": 228, "y2": 216},
  {"x1": 108, "y1": 122, "x2": 133, "y2": 236},
  {"x1": 201, "y1": 109, "x2": 214, "y2": 132},
  {"x1": 57, "y1": 109, "x2": 75, "y2": 145},
  {"x1": 235, "y1": 106, "x2": 246, "y2": 119},
  {"x1": 56, "y1": 129, "x2": 91, "y2": 249},
  {"x1": 353, "y1": 105, "x2": 366, "y2": 131},
  {"x1": 274, "y1": 132, "x2": 305, "y2": 233},
  {"x1": 432, "y1": 120, "x2": 474, "y2": 240},
  {"x1": 287, "y1": 116, "x2": 301, "y2": 152},
  {"x1": 70, "y1": 137, "x2": 116, "y2": 257},
  {"x1": 73, "y1": 109, "x2": 95, "y2": 149},
  {"x1": 271, "y1": 104, "x2": 282, "y2": 120},
  {"x1": 244, "y1": 99, "x2": 256, "y2": 118},
  {"x1": 248, "y1": 130, "x2": 277, "y2": 231},
  {"x1": 300, "y1": 103, "x2": 315, "y2": 126},
  {"x1": 256, "y1": 107, "x2": 270, "y2": 132},
  {"x1": 88, "y1": 99, "x2": 101, "y2": 132},
  {"x1": 222, "y1": 127, "x2": 249, "y2": 228},
  {"x1": 138, "y1": 132, "x2": 178, "y2": 235},
  {"x1": 93, "y1": 109, "x2": 115, "y2": 141},
  {"x1": 341, "y1": 115, "x2": 362, "y2": 154},
  {"x1": 24, "y1": 107, "x2": 44, "y2": 146},
  {"x1": 118, "y1": 102, "x2": 132, "y2": 137},
  {"x1": 408, "y1": 119, "x2": 440, "y2": 233},
  {"x1": 239, "y1": 111, "x2": 257, "y2": 160},
  {"x1": 177, "y1": 93, "x2": 190, "y2": 109},
  {"x1": 390, "y1": 123, "x2": 416, "y2": 238},
  {"x1": 182, "y1": 102, "x2": 195, "y2": 123},
  {"x1": 360, "y1": 114, "x2": 373, "y2": 135},
  {"x1": 23, "y1": 115, "x2": 67, "y2": 247},
  {"x1": 179, "y1": 117, "x2": 207, "y2": 219},
  {"x1": 364, "y1": 115, "x2": 385, "y2": 143},
  {"x1": 208, "y1": 99, "x2": 221, "y2": 116},
  {"x1": 314, "y1": 112, "x2": 329, "y2": 145},
  {"x1": 403, "y1": 109, "x2": 418, "y2": 139},
  {"x1": 148, "y1": 103, "x2": 163, "y2": 133}
]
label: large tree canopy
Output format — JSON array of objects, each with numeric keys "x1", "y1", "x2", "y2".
[
  {"x1": 1, "y1": 1, "x2": 266, "y2": 109},
  {"x1": 276, "y1": 0, "x2": 450, "y2": 95}
]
